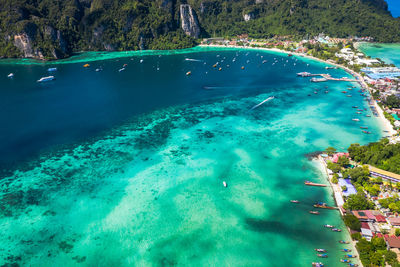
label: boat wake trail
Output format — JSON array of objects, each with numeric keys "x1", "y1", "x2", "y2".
[
  {"x1": 251, "y1": 96, "x2": 275, "y2": 110},
  {"x1": 185, "y1": 58, "x2": 203, "y2": 62}
]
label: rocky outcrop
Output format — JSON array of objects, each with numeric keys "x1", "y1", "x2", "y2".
[
  {"x1": 180, "y1": 4, "x2": 200, "y2": 38},
  {"x1": 13, "y1": 33, "x2": 34, "y2": 58},
  {"x1": 243, "y1": 13, "x2": 255, "y2": 21}
]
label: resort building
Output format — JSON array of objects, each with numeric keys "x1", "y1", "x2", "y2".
[
  {"x1": 361, "y1": 228, "x2": 373, "y2": 241},
  {"x1": 369, "y1": 165, "x2": 400, "y2": 183},
  {"x1": 388, "y1": 217, "x2": 400, "y2": 227},
  {"x1": 361, "y1": 67, "x2": 400, "y2": 80}
]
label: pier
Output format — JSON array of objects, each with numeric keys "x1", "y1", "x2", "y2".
[{"x1": 297, "y1": 72, "x2": 359, "y2": 82}]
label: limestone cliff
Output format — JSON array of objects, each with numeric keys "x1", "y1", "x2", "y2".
[{"x1": 180, "y1": 4, "x2": 201, "y2": 38}]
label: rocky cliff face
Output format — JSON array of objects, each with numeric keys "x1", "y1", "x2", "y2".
[{"x1": 180, "y1": 4, "x2": 201, "y2": 38}]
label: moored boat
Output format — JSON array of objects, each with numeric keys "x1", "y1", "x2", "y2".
[
  {"x1": 339, "y1": 240, "x2": 350, "y2": 244},
  {"x1": 347, "y1": 264, "x2": 358, "y2": 267},
  {"x1": 352, "y1": 119, "x2": 360, "y2": 122},
  {"x1": 332, "y1": 228, "x2": 342, "y2": 232},
  {"x1": 290, "y1": 200, "x2": 300, "y2": 203},
  {"x1": 352, "y1": 106, "x2": 358, "y2": 108},
  {"x1": 315, "y1": 248, "x2": 327, "y2": 252},
  {"x1": 317, "y1": 254, "x2": 328, "y2": 258},
  {"x1": 309, "y1": 211, "x2": 320, "y2": 215},
  {"x1": 37, "y1": 76, "x2": 55, "y2": 83},
  {"x1": 7, "y1": 73, "x2": 14, "y2": 78},
  {"x1": 312, "y1": 262, "x2": 324, "y2": 267},
  {"x1": 83, "y1": 64, "x2": 90, "y2": 68},
  {"x1": 324, "y1": 224, "x2": 334, "y2": 228},
  {"x1": 314, "y1": 203, "x2": 337, "y2": 209},
  {"x1": 341, "y1": 259, "x2": 351, "y2": 263},
  {"x1": 223, "y1": 181, "x2": 227, "y2": 187},
  {"x1": 362, "y1": 131, "x2": 371, "y2": 134},
  {"x1": 360, "y1": 126, "x2": 368, "y2": 129},
  {"x1": 186, "y1": 71, "x2": 192, "y2": 76},
  {"x1": 297, "y1": 72, "x2": 311, "y2": 77},
  {"x1": 345, "y1": 254, "x2": 356, "y2": 258},
  {"x1": 305, "y1": 181, "x2": 327, "y2": 187},
  {"x1": 47, "y1": 67, "x2": 57, "y2": 72},
  {"x1": 342, "y1": 249, "x2": 351, "y2": 252}
]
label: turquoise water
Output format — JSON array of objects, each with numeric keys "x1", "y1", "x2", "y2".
[
  {"x1": 0, "y1": 48, "x2": 382, "y2": 266},
  {"x1": 358, "y1": 43, "x2": 400, "y2": 66}
]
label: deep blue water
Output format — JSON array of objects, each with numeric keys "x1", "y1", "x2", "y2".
[
  {"x1": 0, "y1": 49, "x2": 356, "y2": 170},
  {"x1": 386, "y1": 0, "x2": 400, "y2": 17}
]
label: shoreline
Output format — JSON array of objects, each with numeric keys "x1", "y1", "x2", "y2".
[
  {"x1": 200, "y1": 44, "x2": 397, "y2": 136},
  {"x1": 316, "y1": 155, "x2": 362, "y2": 265}
]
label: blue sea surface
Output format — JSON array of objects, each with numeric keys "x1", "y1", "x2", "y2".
[{"x1": 0, "y1": 48, "x2": 381, "y2": 266}]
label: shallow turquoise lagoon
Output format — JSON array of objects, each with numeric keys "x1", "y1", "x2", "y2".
[
  {"x1": 358, "y1": 42, "x2": 400, "y2": 67},
  {"x1": 0, "y1": 48, "x2": 382, "y2": 266}
]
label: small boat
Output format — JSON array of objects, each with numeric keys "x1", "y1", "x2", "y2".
[
  {"x1": 324, "y1": 224, "x2": 334, "y2": 228},
  {"x1": 339, "y1": 240, "x2": 349, "y2": 244},
  {"x1": 297, "y1": 72, "x2": 311, "y2": 77},
  {"x1": 312, "y1": 263, "x2": 324, "y2": 267},
  {"x1": 7, "y1": 73, "x2": 14, "y2": 78},
  {"x1": 357, "y1": 109, "x2": 363, "y2": 111},
  {"x1": 314, "y1": 203, "x2": 337, "y2": 210},
  {"x1": 356, "y1": 112, "x2": 361, "y2": 114},
  {"x1": 309, "y1": 211, "x2": 320, "y2": 215},
  {"x1": 95, "y1": 68, "x2": 102, "y2": 72},
  {"x1": 186, "y1": 71, "x2": 192, "y2": 76},
  {"x1": 83, "y1": 64, "x2": 90, "y2": 68},
  {"x1": 288, "y1": 54, "x2": 293, "y2": 57},
  {"x1": 341, "y1": 249, "x2": 351, "y2": 252},
  {"x1": 324, "y1": 91, "x2": 329, "y2": 94},
  {"x1": 331, "y1": 228, "x2": 342, "y2": 232},
  {"x1": 140, "y1": 59, "x2": 144, "y2": 63},
  {"x1": 345, "y1": 254, "x2": 356, "y2": 258},
  {"x1": 241, "y1": 66, "x2": 245, "y2": 70},
  {"x1": 346, "y1": 95, "x2": 352, "y2": 97},
  {"x1": 118, "y1": 68, "x2": 125, "y2": 72},
  {"x1": 47, "y1": 67, "x2": 57, "y2": 72},
  {"x1": 123, "y1": 64, "x2": 128, "y2": 67},
  {"x1": 341, "y1": 259, "x2": 351, "y2": 263},
  {"x1": 342, "y1": 91, "x2": 347, "y2": 94},
  {"x1": 347, "y1": 264, "x2": 358, "y2": 267},
  {"x1": 262, "y1": 60, "x2": 267, "y2": 64},
  {"x1": 366, "y1": 115, "x2": 371, "y2": 117},
  {"x1": 362, "y1": 131, "x2": 371, "y2": 134},
  {"x1": 360, "y1": 126, "x2": 368, "y2": 129},
  {"x1": 352, "y1": 106, "x2": 358, "y2": 108},
  {"x1": 223, "y1": 181, "x2": 227, "y2": 187},
  {"x1": 317, "y1": 254, "x2": 328, "y2": 258},
  {"x1": 37, "y1": 76, "x2": 55, "y2": 82},
  {"x1": 218, "y1": 67, "x2": 222, "y2": 71},
  {"x1": 290, "y1": 200, "x2": 300, "y2": 203},
  {"x1": 314, "y1": 91, "x2": 318, "y2": 94},
  {"x1": 304, "y1": 181, "x2": 327, "y2": 187},
  {"x1": 352, "y1": 119, "x2": 360, "y2": 122},
  {"x1": 315, "y1": 249, "x2": 327, "y2": 252}
]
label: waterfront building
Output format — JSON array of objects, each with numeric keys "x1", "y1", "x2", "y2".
[{"x1": 369, "y1": 165, "x2": 400, "y2": 183}]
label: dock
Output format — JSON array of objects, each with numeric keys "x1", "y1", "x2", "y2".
[{"x1": 297, "y1": 73, "x2": 359, "y2": 82}]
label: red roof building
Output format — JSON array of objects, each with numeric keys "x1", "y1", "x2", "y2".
[{"x1": 375, "y1": 215, "x2": 387, "y2": 223}]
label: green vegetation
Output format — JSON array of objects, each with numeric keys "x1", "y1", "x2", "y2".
[
  {"x1": 343, "y1": 214, "x2": 361, "y2": 231},
  {"x1": 356, "y1": 237, "x2": 400, "y2": 267},
  {"x1": 378, "y1": 196, "x2": 400, "y2": 213},
  {"x1": 384, "y1": 95, "x2": 400, "y2": 109},
  {"x1": 348, "y1": 139, "x2": 400, "y2": 174},
  {"x1": 1, "y1": 0, "x2": 400, "y2": 59},
  {"x1": 343, "y1": 192, "x2": 374, "y2": 210}
]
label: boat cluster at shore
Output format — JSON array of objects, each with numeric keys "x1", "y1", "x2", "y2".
[{"x1": 291, "y1": 181, "x2": 359, "y2": 266}]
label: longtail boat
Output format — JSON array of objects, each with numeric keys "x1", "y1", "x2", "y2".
[{"x1": 305, "y1": 181, "x2": 327, "y2": 187}]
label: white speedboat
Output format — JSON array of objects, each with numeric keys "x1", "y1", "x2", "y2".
[
  {"x1": 47, "y1": 67, "x2": 57, "y2": 72},
  {"x1": 7, "y1": 73, "x2": 14, "y2": 78},
  {"x1": 352, "y1": 118, "x2": 360, "y2": 122},
  {"x1": 118, "y1": 68, "x2": 125, "y2": 72},
  {"x1": 223, "y1": 181, "x2": 227, "y2": 187},
  {"x1": 37, "y1": 76, "x2": 55, "y2": 82}
]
